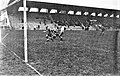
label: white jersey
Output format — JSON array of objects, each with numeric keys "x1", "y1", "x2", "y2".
[{"x1": 60, "y1": 26, "x2": 66, "y2": 32}]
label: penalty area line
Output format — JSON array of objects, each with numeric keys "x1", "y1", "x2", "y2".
[{"x1": 0, "y1": 42, "x2": 43, "y2": 76}]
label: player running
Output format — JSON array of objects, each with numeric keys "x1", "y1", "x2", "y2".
[{"x1": 58, "y1": 26, "x2": 66, "y2": 40}]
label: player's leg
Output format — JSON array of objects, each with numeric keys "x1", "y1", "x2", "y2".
[
  {"x1": 49, "y1": 30, "x2": 55, "y2": 41},
  {"x1": 59, "y1": 32, "x2": 63, "y2": 37},
  {"x1": 46, "y1": 29, "x2": 50, "y2": 38},
  {"x1": 59, "y1": 31, "x2": 64, "y2": 41},
  {"x1": 46, "y1": 33, "x2": 54, "y2": 41},
  {"x1": 52, "y1": 32, "x2": 57, "y2": 39},
  {"x1": 46, "y1": 29, "x2": 53, "y2": 41},
  {"x1": 60, "y1": 36, "x2": 63, "y2": 41},
  {"x1": 59, "y1": 26, "x2": 66, "y2": 41}
]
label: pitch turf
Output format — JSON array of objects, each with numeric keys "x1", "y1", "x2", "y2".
[{"x1": 1, "y1": 30, "x2": 117, "y2": 75}]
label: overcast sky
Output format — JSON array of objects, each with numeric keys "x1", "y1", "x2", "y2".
[{"x1": 0, "y1": 0, "x2": 120, "y2": 10}]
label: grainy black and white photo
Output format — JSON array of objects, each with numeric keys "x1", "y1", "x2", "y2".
[{"x1": 0, "y1": 0, "x2": 120, "y2": 76}]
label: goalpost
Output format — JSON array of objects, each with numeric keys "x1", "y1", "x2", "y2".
[
  {"x1": 0, "y1": 0, "x2": 28, "y2": 62},
  {"x1": 23, "y1": 0, "x2": 28, "y2": 62}
]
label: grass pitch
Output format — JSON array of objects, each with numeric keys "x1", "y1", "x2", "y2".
[{"x1": 1, "y1": 30, "x2": 116, "y2": 75}]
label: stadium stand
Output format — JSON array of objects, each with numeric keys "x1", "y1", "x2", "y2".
[
  {"x1": 3, "y1": 0, "x2": 119, "y2": 31},
  {"x1": 7, "y1": 11, "x2": 119, "y2": 31}
]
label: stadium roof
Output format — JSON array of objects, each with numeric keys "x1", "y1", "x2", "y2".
[
  {"x1": 0, "y1": 0, "x2": 119, "y2": 19},
  {"x1": 27, "y1": 0, "x2": 120, "y2": 10},
  {"x1": 6, "y1": 0, "x2": 120, "y2": 10},
  {"x1": 0, "y1": 0, "x2": 119, "y2": 12}
]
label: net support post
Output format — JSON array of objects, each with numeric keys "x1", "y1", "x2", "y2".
[{"x1": 0, "y1": 28, "x2": 1, "y2": 43}]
